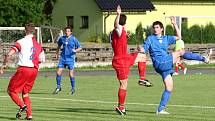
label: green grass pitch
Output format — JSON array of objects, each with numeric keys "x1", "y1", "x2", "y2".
[{"x1": 0, "y1": 73, "x2": 215, "y2": 121}]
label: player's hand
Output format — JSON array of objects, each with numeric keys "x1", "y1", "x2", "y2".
[
  {"x1": 54, "y1": 53, "x2": 59, "y2": 59},
  {"x1": 72, "y1": 49, "x2": 76, "y2": 53},
  {"x1": 170, "y1": 16, "x2": 176, "y2": 25},
  {"x1": 116, "y1": 5, "x2": 121, "y2": 15},
  {"x1": 137, "y1": 45, "x2": 144, "y2": 53},
  {"x1": 0, "y1": 64, "x2": 7, "y2": 74}
]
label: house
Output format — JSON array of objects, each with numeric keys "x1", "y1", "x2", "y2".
[
  {"x1": 52, "y1": 0, "x2": 215, "y2": 42},
  {"x1": 52, "y1": 0, "x2": 154, "y2": 42}
]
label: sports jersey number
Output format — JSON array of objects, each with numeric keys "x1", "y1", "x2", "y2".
[{"x1": 30, "y1": 47, "x2": 36, "y2": 60}]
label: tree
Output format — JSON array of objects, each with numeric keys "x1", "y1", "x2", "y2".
[{"x1": 0, "y1": 0, "x2": 57, "y2": 26}]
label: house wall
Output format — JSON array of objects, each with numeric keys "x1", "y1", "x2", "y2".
[
  {"x1": 105, "y1": 2, "x2": 215, "y2": 34},
  {"x1": 52, "y1": 0, "x2": 103, "y2": 42}
]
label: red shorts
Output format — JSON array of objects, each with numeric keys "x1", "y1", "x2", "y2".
[
  {"x1": 8, "y1": 66, "x2": 38, "y2": 94},
  {"x1": 112, "y1": 53, "x2": 138, "y2": 80}
]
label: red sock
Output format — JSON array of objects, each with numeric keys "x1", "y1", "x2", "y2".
[
  {"x1": 9, "y1": 92, "x2": 24, "y2": 108},
  {"x1": 179, "y1": 64, "x2": 185, "y2": 70},
  {"x1": 23, "y1": 96, "x2": 32, "y2": 117},
  {"x1": 138, "y1": 62, "x2": 146, "y2": 80},
  {"x1": 175, "y1": 66, "x2": 179, "y2": 73},
  {"x1": 118, "y1": 88, "x2": 126, "y2": 108}
]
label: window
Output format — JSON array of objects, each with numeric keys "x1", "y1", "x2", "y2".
[
  {"x1": 66, "y1": 16, "x2": 74, "y2": 28},
  {"x1": 81, "y1": 16, "x2": 89, "y2": 29}
]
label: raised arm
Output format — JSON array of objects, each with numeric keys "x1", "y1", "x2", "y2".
[
  {"x1": 114, "y1": 5, "x2": 121, "y2": 28},
  {"x1": 170, "y1": 16, "x2": 182, "y2": 40}
]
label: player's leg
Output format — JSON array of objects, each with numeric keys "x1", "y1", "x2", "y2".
[
  {"x1": 116, "y1": 78, "x2": 128, "y2": 115},
  {"x1": 53, "y1": 68, "x2": 63, "y2": 94},
  {"x1": 22, "y1": 68, "x2": 38, "y2": 120},
  {"x1": 69, "y1": 69, "x2": 75, "y2": 95},
  {"x1": 68, "y1": 62, "x2": 76, "y2": 95},
  {"x1": 134, "y1": 53, "x2": 152, "y2": 87},
  {"x1": 22, "y1": 93, "x2": 32, "y2": 120},
  {"x1": 173, "y1": 49, "x2": 213, "y2": 63},
  {"x1": 157, "y1": 74, "x2": 173, "y2": 115},
  {"x1": 173, "y1": 59, "x2": 180, "y2": 75},
  {"x1": 8, "y1": 67, "x2": 33, "y2": 119},
  {"x1": 114, "y1": 67, "x2": 129, "y2": 115}
]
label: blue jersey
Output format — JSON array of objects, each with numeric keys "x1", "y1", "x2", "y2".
[
  {"x1": 143, "y1": 34, "x2": 176, "y2": 80},
  {"x1": 58, "y1": 35, "x2": 81, "y2": 62},
  {"x1": 143, "y1": 35, "x2": 176, "y2": 62}
]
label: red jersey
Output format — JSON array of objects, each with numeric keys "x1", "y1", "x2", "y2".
[
  {"x1": 11, "y1": 34, "x2": 45, "y2": 69},
  {"x1": 111, "y1": 27, "x2": 128, "y2": 59}
]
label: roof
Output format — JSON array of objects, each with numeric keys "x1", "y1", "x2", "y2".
[{"x1": 95, "y1": 0, "x2": 155, "y2": 12}]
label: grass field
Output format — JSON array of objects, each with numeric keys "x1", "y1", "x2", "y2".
[{"x1": 0, "y1": 73, "x2": 215, "y2": 121}]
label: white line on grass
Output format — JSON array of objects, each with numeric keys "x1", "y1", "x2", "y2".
[{"x1": 0, "y1": 95, "x2": 215, "y2": 109}]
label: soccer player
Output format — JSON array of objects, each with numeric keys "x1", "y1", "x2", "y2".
[
  {"x1": 173, "y1": 39, "x2": 187, "y2": 75},
  {"x1": 0, "y1": 23, "x2": 45, "y2": 120},
  {"x1": 140, "y1": 17, "x2": 212, "y2": 114},
  {"x1": 111, "y1": 5, "x2": 152, "y2": 115},
  {"x1": 53, "y1": 26, "x2": 82, "y2": 95}
]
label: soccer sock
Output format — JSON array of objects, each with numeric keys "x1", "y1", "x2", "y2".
[
  {"x1": 175, "y1": 65, "x2": 179, "y2": 73},
  {"x1": 157, "y1": 90, "x2": 171, "y2": 112},
  {"x1": 179, "y1": 63, "x2": 185, "y2": 70},
  {"x1": 183, "y1": 52, "x2": 205, "y2": 62},
  {"x1": 56, "y1": 75, "x2": 62, "y2": 89},
  {"x1": 23, "y1": 96, "x2": 32, "y2": 117},
  {"x1": 70, "y1": 77, "x2": 75, "y2": 90},
  {"x1": 118, "y1": 88, "x2": 126, "y2": 108},
  {"x1": 138, "y1": 62, "x2": 146, "y2": 80},
  {"x1": 9, "y1": 92, "x2": 24, "y2": 108}
]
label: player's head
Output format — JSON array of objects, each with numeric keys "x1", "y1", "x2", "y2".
[
  {"x1": 119, "y1": 14, "x2": 127, "y2": 26},
  {"x1": 64, "y1": 26, "x2": 72, "y2": 36},
  {"x1": 152, "y1": 21, "x2": 164, "y2": 35},
  {"x1": 25, "y1": 23, "x2": 35, "y2": 34}
]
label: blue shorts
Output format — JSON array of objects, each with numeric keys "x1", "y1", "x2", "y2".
[
  {"x1": 152, "y1": 54, "x2": 174, "y2": 80},
  {"x1": 57, "y1": 58, "x2": 75, "y2": 70}
]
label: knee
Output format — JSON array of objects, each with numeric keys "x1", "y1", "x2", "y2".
[
  {"x1": 119, "y1": 79, "x2": 128, "y2": 89},
  {"x1": 22, "y1": 93, "x2": 29, "y2": 97},
  {"x1": 166, "y1": 86, "x2": 173, "y2": 92},
  {"x1": 56, "y1": 70, "x2": 62, "y2": 76}
]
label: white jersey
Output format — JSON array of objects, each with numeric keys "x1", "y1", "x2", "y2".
[{"x1": 11, "y1": 34, "x2": 45, "y2": 69}]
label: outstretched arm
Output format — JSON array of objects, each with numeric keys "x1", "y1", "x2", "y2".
[{"x1": 170, "y1": 16, "x2": 181, "y2": 40}]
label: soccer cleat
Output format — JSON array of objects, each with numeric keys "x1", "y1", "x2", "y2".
[
  {"x1": 16, "y1": 105, "x2": 27, "y2": 119},
  {"x1": 203, "y1": 49, "x2": 213, "y2": 64},
  {"x1": 173, "y1": 72, "x2": 179, "y2": 75},
  {"x1": 116, "y1": 107, "x2": 126, "y2": 115},
  {"x1": 71, "y1": 88, "x2": 75, "y2": 95},
  {"x1": 156, "y1": 109, "x2": 170, "y2": 115},
  {"x1": 138, "y1": 79, "x2": 153, "y2": 87},
  {"x1": 53, "y1": 88, "x2": 61, "y2": 94},
  {"x1": 25, "y1": 116, "x2": 32, "y2": 120},
  {"x1": 183, "y1": 68, "x2": 187, "y2": 75}
]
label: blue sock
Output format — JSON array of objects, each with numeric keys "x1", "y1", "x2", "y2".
[
  {"x1": 70, "y1": 77, "x2": 75, "y2": 90},
  {"x1": 157, "y1": 90, "x2": 171, "y2": 112},
  {"x1": 183, "y1": 52, "x2": 205, "y2": 62},
  {"x1": 56, "y1": 75, "x2": 62, "y2": 89}
]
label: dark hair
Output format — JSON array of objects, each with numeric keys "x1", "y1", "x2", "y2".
[
  {"x1": 152, "y1": 21, "x2": 164, "y2": 29},
  {"x1": 64, "y1": 26, "x2": 72, "y2": 32},
  {"x1": 119, "y1": 14, "x2": 127, "y2": 26},
  {"x1": 25, "y1": 23, "x2": 35, "y2": 33}
]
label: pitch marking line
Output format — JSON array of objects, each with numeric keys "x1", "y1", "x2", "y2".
[{"x1": 0, "y1": 95, "x2": 215, "y2": 109}]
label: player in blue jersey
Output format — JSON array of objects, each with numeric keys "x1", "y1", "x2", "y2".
[
  {"x1": 53, "y1": 26, "x2": 82, "y2": 95},
  {"x1": 140, "y1": 16, "x2": 212, "y2": 114}
]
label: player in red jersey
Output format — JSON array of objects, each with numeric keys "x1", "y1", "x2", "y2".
[
  {"x1": 111, "y1": 5, "x2": 152, "y2": 115},
  {"x1": 0, "y1": 23, "x2": 45, "y2": 120}
]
